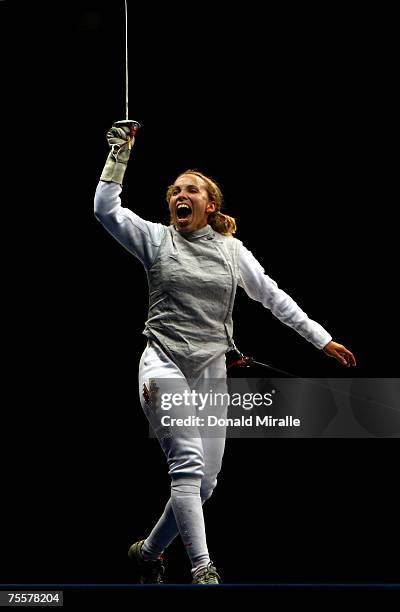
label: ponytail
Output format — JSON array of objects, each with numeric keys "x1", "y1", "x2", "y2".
[{"x1": 208, "y1": 211, "x2": 237, "y2": 236}]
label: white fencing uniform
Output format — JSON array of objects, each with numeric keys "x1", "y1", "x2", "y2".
[{"x1": 94, "y1": 181, "x2": 332, "y2": 575}]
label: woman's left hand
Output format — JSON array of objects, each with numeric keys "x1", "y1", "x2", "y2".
[{"x1": 323, "y1": 341, "x2": 356, "y2": 366}]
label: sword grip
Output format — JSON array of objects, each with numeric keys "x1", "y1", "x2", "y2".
[{"x1": 113, "y1": 120, "x2": 141, "y2": 150}]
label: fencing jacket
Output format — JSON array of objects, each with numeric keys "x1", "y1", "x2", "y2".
[{"x1": 94, "y1": 181, "x2": 332, "y2": 379}]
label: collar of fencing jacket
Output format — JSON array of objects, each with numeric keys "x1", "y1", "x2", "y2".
[{"x1": 173, "y1": 224, "x2": 214, "y2": 241}]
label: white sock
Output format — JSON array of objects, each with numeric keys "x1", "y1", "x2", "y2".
[{"x1": 170, "y1": 477, "x2": 210, "y2": 571}]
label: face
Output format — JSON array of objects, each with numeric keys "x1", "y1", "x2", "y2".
[{"x1": 169, "y1": 174, "x2": 216, "y2": 233}]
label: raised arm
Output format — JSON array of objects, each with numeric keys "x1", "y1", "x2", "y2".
[
  {"x1": 94, "y1": 122, "x2": 165, "y2": 269},
  {"x1": 238, "y1": 243, "x2": 356, "y2": 366}
]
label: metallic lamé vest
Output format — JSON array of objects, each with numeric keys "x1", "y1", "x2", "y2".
[{"x1": 143, "y1": 224, "x2": 241, "y2": 381}]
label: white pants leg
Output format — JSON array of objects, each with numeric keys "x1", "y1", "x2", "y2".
[{"x1": 137, "y1": 340, "x2": 227, "y2": 574}]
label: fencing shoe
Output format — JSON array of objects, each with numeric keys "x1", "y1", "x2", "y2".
[
  {"x1": 128, "y1": 539, "x2": 165, "y2": 584},
  {"x1": 192, "y1": 562, "x2": 221, "y2": 584}
]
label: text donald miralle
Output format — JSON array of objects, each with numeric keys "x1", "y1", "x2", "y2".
[{"x1": 159, "y1": 390, "x2": 301, "y2": 428}]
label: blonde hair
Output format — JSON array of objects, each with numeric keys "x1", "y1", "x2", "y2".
[{"x1": 166, "y1": 170, "x2": 237, "y2": 236}]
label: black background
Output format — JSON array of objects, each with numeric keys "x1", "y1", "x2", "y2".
[{"x1": 1, "y1": 0, "x2": 398, "y2": 601}]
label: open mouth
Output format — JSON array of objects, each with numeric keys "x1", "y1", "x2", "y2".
[{"x1": 176, "y1": 203, "x2": 192, "y2": 219}]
